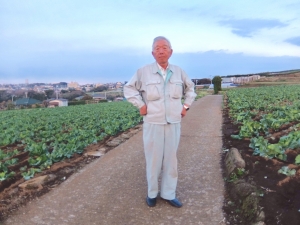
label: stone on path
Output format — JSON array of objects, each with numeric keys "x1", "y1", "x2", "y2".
[
  {"x1": 19, "y1": 174, "x2": 57, "y2": 190},
  {"x1": 225, "y1": 147, "x2": 246, "y2": 177}
]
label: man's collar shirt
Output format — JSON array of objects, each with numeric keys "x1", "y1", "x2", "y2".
[{"x1": 157, "y1": 63, "x2": 169, "y2": 81}]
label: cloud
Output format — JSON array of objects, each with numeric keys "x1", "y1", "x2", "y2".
[
  {"x1": 219, "y1": 19, "x2": 288, "y2": 37},
  {"x1": 285, "y1": 36, "x2": 300, "y2": 46}
]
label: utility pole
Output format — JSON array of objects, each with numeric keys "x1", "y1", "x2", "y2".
[
  {"x1": 56, "y1": 85, "x2": 59, "y2": 99},
  {"x1": 25, "y1": 79, "x2": 28, "y2": 98}
]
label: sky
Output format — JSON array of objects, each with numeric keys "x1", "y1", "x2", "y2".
[{"x1": 0, "y1": 0, "x2": 300, "y2": 84}]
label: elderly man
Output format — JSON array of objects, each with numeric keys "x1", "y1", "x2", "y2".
[{"x1": 124, "y1": 36, "x2": 196, "y2": 208}]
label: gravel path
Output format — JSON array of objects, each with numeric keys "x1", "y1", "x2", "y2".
[{"x1": 4, "y1": 95, "x2": 225, "y2": 225}]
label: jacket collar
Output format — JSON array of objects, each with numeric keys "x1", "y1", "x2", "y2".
[{"x1": 151, "y1": 62, "x2": 174, "y2": 74}]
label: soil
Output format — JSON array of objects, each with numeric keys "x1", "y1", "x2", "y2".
[
  {"x1": 0, "y1": 125, "x2": 142, "y2": 221},
  {"x1": 222, "y1": 106, "x2": 300, "y2": 225}
]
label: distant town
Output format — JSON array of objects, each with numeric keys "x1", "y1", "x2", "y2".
[
  {"x1": 1, "y1": 68, "x2": 299, "y2": 110},
  {"x1": 0, "y1": 74, "x2": 262, "y2": 110},
  {"x1": 0, "y1": 81, "x2": 126, "y2": 110}
]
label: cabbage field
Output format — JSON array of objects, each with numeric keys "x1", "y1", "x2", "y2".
[
  {"x1": 227, "y1": 85, "x2": 300, "y2": 165},
  {"x1": 223, "y1": 85, "x2": 300, "y2": 224},
  {"x1": 0, "y1": 102, "x2": 142, "y2": 182}
]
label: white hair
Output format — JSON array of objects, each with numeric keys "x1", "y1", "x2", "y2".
[{"x1": 152, "y1": 36, "x2": 172, "y2": 50}]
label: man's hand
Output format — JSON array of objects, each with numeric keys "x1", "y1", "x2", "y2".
[
  {"x1": 140, "y1": 105, "x2": 147, "y2": 116},
  {"x1": 181, "y1": 108, "x2": 187, "y2": 118},
  {"x1": 181, "y1": 104, "x2": 189, "y2": 118}
]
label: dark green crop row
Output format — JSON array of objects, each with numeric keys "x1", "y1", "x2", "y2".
[
  {"x1": 226, "y1": 85, "x2": 300, "y2": 164},
  {"x1": 0, "y1": 102, "x2": 142, "y2": 181}
]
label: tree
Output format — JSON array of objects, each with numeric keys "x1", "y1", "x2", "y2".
[
  {"x1": 0, "y1": 90, "x2": 10, "y2": 102},
  {"x1": 192, "y1": 79, "x2": 211, "y2": 85},
  {"x1": 212, "y1": 76, "x2": 222, "y2": 94},
  {"x1": 7, "y1": 102, "x2": 15, "y2": 110},
  {"x1": 81, "y1": 94, "x2": 93, "y2": 100},
  {"x1": 106, "y1": 95, "x2": 115, "y2": 101},
  {"x1": 91, "y1": 86, "x2": 108, "y2": 92},
  {"x1": 45, "y1": 90, "x2": 55, "y2": 99},
  {"x1": 27, "y1": 90, "x2": 46, "y2": 101},
  {"x1": 61, "y1": 90, "x2": 84, "y2": 101},
  {"x1": 61, "y1": 90, "x2": 68, "y2": 94}
]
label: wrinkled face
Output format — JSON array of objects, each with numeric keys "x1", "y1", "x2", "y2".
[{"x1": 152, "y1": 39, "x2": 173, "y2": 66}]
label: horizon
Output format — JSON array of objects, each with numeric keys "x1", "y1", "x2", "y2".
[{"x1": 1, "y1": 67, "x2": 300, "y2": 86}]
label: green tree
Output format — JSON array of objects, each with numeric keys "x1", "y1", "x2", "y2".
[
  {"x1": 28, "y1": 91, "x2": 46, "y2": 101},
  {"x1": 106, "y1": 95, "x2": 115, "y2": 101},
  {"x1": 61, "y1": 90, "x2": 84, "y2": 101},
  {"x1": 81, "y1": 94, "x2": 93, "y2": 100},
  {"x1": 45, "y1": 90, "x2": 54, "y2": 99},
  {"x1": 192, "y1": 78, "x2": 211, "y2": 85},
  {"x1": 91, "y1": 86, "x2": 108, "y2": 92},
  {"x1": 7, "y1": 103, "x2": 15, "y2": 110},
  {"x1": 0, "y1": 90, "x2": 10, "y2": 102},
  {"x1": 212, "y1": 76, "x2": 222, "y2": 94}
]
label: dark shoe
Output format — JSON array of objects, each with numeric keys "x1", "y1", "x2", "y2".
[
  {"x1": 165, "y1": 198, "x2": 183, "y2": 208},
  {"x1": 146, "y1": 196, "x2": 156, "y2": 207}
]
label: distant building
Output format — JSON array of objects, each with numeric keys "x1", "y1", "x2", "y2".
[
  {"x1": 49, "y1": 98, "x2": 68, "y2": 107},
  {"x1": 115, "y1": 82, "x2": 122, "y2": 89},
  {"x1": 60, "y1": 82, "x2": 68, "y2": 88},
  {"x1": 75, "y1": 96, "x2": 84, "y2": 100},
  {"x1": 114, "y1": 97, "x2": 124, "y2": 102},
  {"x1": 14, "y1": 98, "x2": 42, "y2": 106},
  {"x1": 33, "y1": 85, "x2": 44, "y2": 92},
  {"x1": 85, "y1": 87, "x2": 92, "y2": 92},
  {"x1": 92, "y1": 93, "x2": 106, "y2": 100},
  {"x1": 68, "y1": 82, "x2": 80, "y2": 89},
  {"x1": 95, "y1": 83, "x2": 103, "y2": 87},
  {"x1": 221, "y1": 77, "x2": 233, "y2": 83}
]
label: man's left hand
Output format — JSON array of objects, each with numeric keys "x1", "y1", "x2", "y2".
[
  {"x1": 181, "y1": 104, "x2": 189, "y2": 118},
  {"x1": 181, "y1": 108, "x2": 187, "y2": 117}
]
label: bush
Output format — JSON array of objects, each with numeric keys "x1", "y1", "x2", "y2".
[
  {"x1": 68, "y1": 101, "x2": 86, "y2": 106},
  {"x1": 81, "y1": 94, "x2": 93, "y2": 100},
  {"x1": 7, "y1": 103, "x2": 15, "y2": 110},
  {"x1": 212, "y1": 76, "x2": 222, "y2": 94},
  {"x1": 106, "y1": 95, "x2": 115, "y2": 101}
]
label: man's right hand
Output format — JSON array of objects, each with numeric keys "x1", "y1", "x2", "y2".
[{"x1": 140, "y1": 105, "x2": 147, "y2": 116}]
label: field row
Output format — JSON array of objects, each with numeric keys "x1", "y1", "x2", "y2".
[
  {"x1": 226, "y1": 85, "x2": 300, "y2": 166},
  {"x1": 0, "y1": 102, "x2": 142, "y2": 181}
]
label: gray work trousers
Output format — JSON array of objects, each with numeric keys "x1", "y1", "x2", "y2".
[{"x1": 143, "y1": 122, "x2": 181, "y2": 200}]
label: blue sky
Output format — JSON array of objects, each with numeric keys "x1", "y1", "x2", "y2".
[{"x1": 1, "y1": 0, "x2": 300, "y2": 84}]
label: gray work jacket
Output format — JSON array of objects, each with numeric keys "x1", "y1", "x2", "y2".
[{"x1": 124, "y1": 62, "x2": 196, "y2": 124}]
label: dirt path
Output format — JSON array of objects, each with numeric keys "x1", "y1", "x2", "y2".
[{"x1": 3, "y1": 95, "x2": 225, "y2": 225}]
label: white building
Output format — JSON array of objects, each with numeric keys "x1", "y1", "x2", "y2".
[{"x1": 49, "y1": 99, "x2": 68, "y2": 107}]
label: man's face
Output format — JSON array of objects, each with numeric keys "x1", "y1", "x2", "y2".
[{"x1": 152, "y1": 39, "x2": 173, "y2": 66}]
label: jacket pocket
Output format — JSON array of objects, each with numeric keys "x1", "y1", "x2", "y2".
[
  {"x1": 170, "y1": 79, "x2": 183, "y2": 99},
  {"x1": 146, "y1": 80, "x2": 161, "y2": 101}
]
